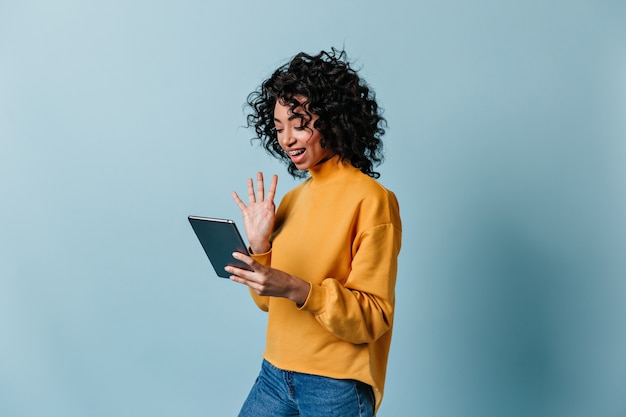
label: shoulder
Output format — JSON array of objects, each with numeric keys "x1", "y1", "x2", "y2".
[
  {"x1": 341, "y1": 169, "x2": 401, "y2": 228},
  {"x1": 345, "y1": 168, "x2": 398, "y2": 203}
]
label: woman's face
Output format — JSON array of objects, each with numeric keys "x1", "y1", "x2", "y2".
[{"x1": 274, "y1": 98, "x2": 334, "y2": 171}]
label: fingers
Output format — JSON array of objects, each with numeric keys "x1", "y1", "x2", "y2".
[
  {"x1": 232, "y1": 251, "x2": 255, "y2": 268},
  {"x1": 247, "y1": 177, "x2": 255, "y2": 203},
  {"x1": 241, "y1": 172, "x2": 278, "y2": 204},
  {"x1": 229, "y1": 273, "x2": 264, "y2": 294},
  {"x1": 256, "y1": 172, "x2": 265, "y2": 201},
  {"x1": 266, "y1": 174, "x2": 278, "y2": 203},
  {"x1": 231, "y1": 191, "x2": 246, "y2": 210},
  {"x1": 225, "y1": 252, "x2": 261, "y2": 283},
  {"x1": 248, "y1": 172, "x2": 265, "y2": 203}
]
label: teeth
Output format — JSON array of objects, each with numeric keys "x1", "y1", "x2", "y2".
[{"x1": 288, "y1": 149, "x2": 305, "y2": 156}]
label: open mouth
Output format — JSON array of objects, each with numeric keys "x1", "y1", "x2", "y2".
[{"x1": 288, "y1": 149, "x2": 305, "y2": 156}]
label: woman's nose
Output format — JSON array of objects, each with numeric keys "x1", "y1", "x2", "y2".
[{"x1": 279, "y1": 129, "x2": 296, "y2": 147}]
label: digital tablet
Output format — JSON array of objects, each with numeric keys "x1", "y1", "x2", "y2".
[{"x1": 188, "y1": 216, "x2": 252, "y2": 278}]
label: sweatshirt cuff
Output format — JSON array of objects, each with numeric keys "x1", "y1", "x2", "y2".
[
  {"x1": 298, "y1": 281, "x2": 327, "y2": 315},
  {"x1": 250, "y1": 248, "x2": 271, "y2": 266}
]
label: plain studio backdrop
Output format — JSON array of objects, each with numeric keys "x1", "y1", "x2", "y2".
[{"x1": 1, "y1": 1, "x2": 625, "y2": 416}]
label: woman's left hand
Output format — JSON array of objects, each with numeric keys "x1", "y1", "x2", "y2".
[{"x1": 226, "y1": 252, "x2": 311, "y2": 306}]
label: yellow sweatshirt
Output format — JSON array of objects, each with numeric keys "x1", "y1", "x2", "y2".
[{"x1": 250, "y1": 156, "x2": 402, "y2": 411}]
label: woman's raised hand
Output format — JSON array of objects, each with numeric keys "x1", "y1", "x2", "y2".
[{"x1": 232, "y1": 172, "x2": 278, "y2": 254}]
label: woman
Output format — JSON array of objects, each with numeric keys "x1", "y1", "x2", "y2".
[{"x1": 226, "y1": 49, "x2": 402, "y2": 416}]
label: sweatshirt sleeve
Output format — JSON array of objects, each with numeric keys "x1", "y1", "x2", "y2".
[{"x1": 299, "y1": 220, "x2": 402, "y2": 344}]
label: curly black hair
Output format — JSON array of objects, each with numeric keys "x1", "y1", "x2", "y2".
[{"x1": 246, "y1": 48, "x2": 386, "y2": 179}]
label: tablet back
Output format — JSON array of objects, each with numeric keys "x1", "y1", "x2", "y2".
[{"x1": 188, "y1": 216, "x2": 251, "y2": 278}]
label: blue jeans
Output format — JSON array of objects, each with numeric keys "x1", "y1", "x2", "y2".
[{"x1": 238, "y1": 359, "x2": 375, "y2": 417}]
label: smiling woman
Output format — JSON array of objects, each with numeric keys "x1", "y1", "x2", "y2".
[
  {"x1": 228, "y1": 49, "x2": 402, "y2": 416},
  {"x1": 273, "y1": 97, "x2": 333, "y2": 171},
  {"x1": 246, "y1": 48, "x2": 386, "y2": 180}
]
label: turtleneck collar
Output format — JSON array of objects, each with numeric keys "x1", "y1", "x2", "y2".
[{"x1": 307, "y1": 155, "x2": 359, "y2": 185}]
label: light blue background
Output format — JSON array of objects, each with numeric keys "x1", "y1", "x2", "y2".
[{"x1": 1, "y1": 1, "x2": 625, "y2": 416}]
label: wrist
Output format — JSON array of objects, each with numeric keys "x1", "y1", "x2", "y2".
[
  {"x1": 249, "y1": 241, "x2": 271, "y2": 254},
  {"x1": 291, "y1": 279, "x2": 311, "y2": 308}
]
